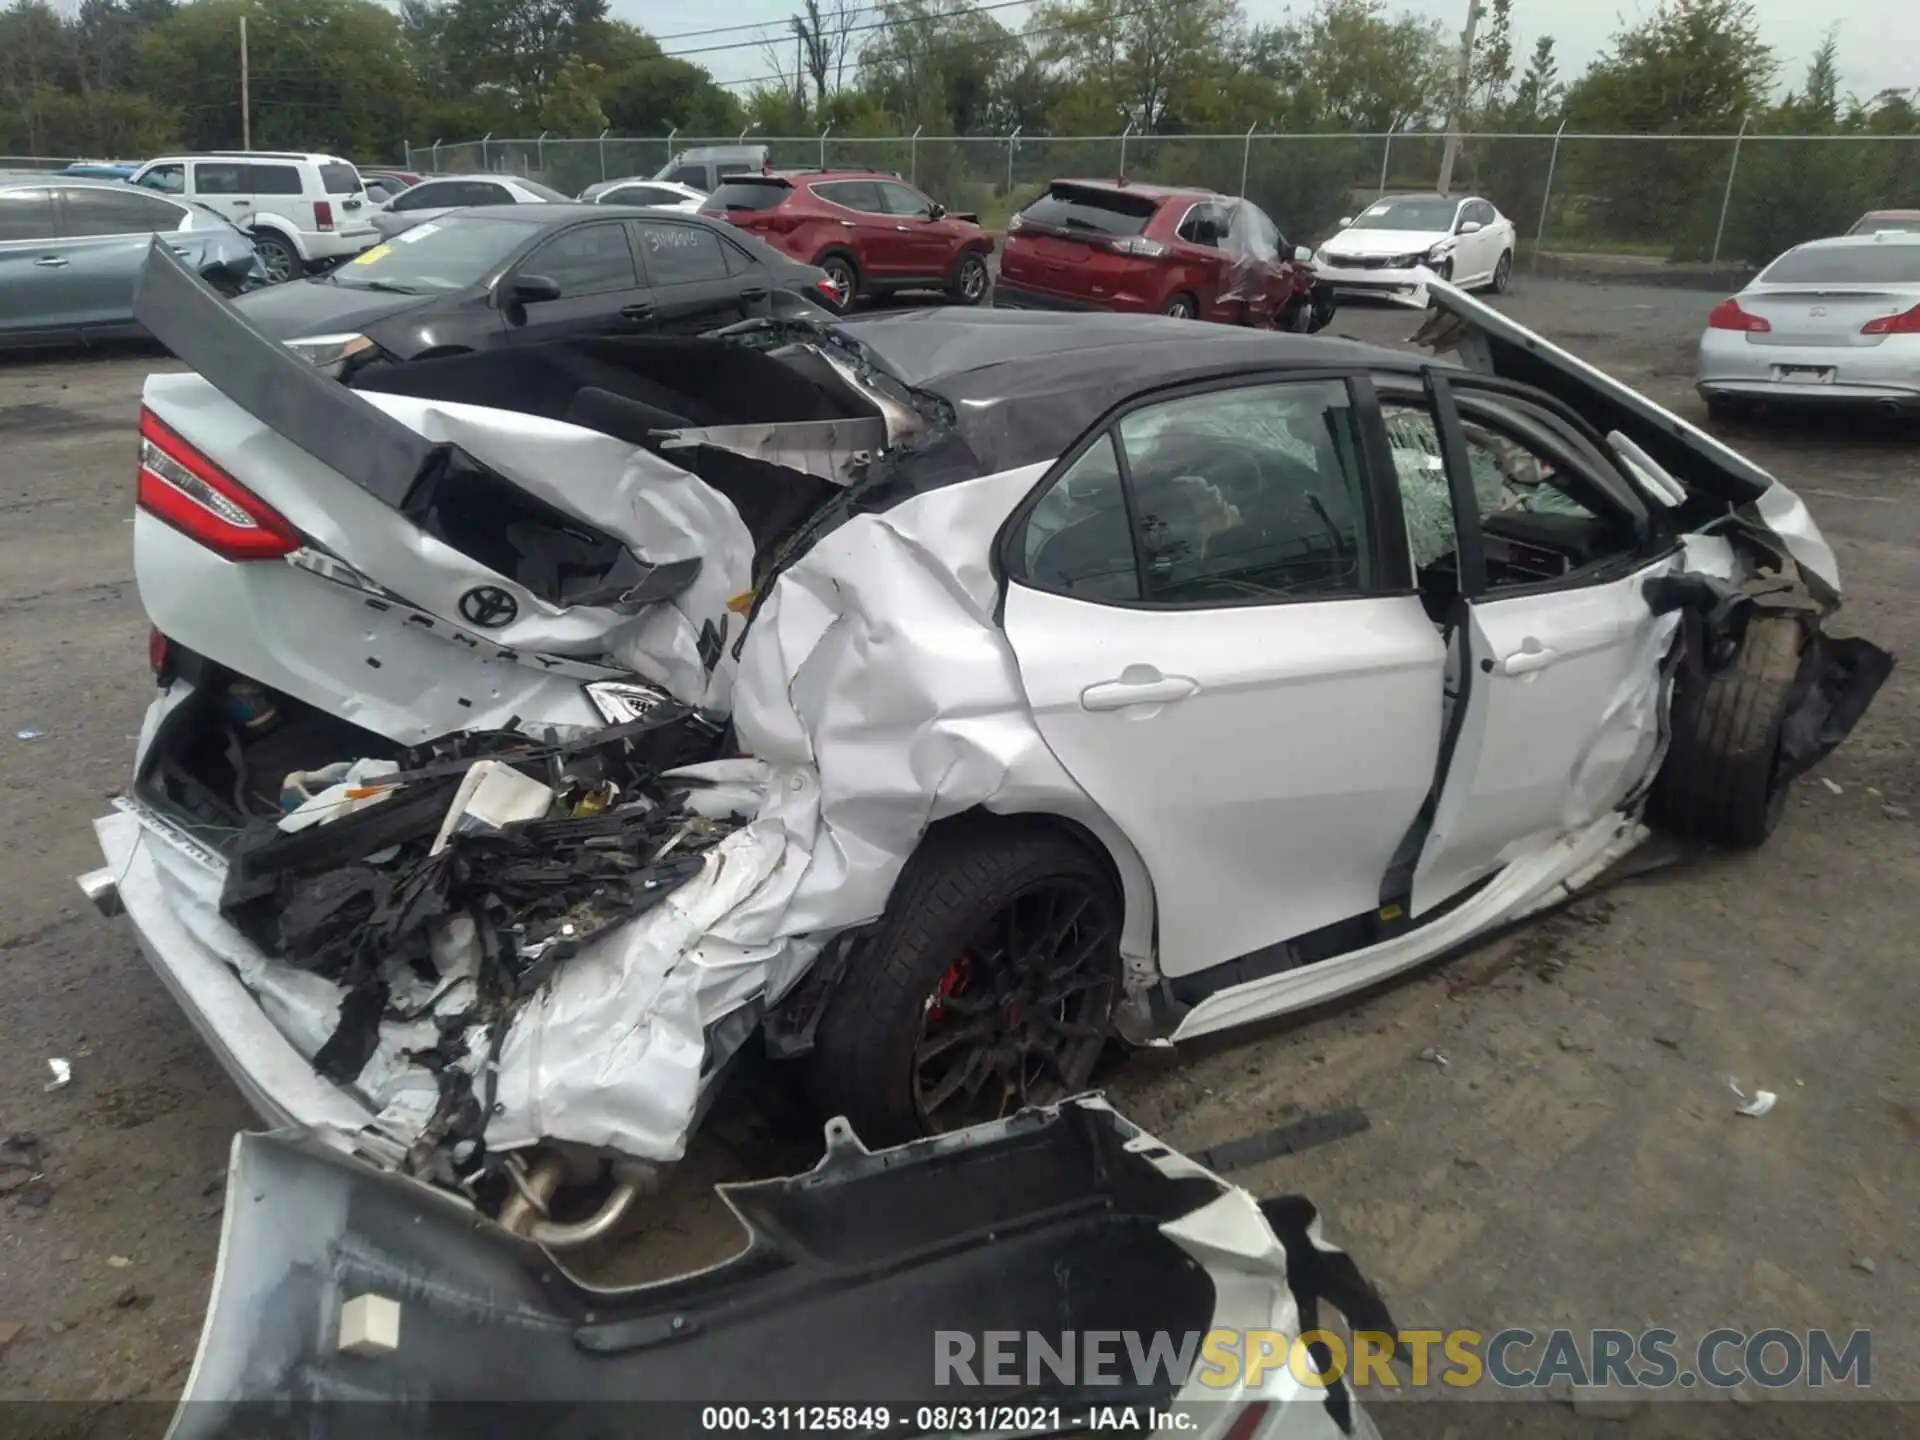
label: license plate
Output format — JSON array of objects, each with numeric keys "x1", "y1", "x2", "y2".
[{"x1": 1773, "y1": 365, "x2": 1835, "y2": 385}]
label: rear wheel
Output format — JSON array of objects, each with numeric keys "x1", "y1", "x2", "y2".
[
  {"x1": 816, "y1": 252, "x2": 859, "y2": 306},
  {"x1": 808, "y1": 824, "x2": 1124, "y2": 1146},
  {"x1": 249, "y1": 233, "x2": 299, "y2": 285},
  {"x1": 950, "y1": 251, "x2": 990, "y2": 305},
  {"x1": 1163, "y1": 293, "x2": 1199, "y2": 319},
  {"x1": 1490, "y1": 250, "x2": 1513, "y2": 294},
  {"x1": 1650, "y1": 614, "x2": 1805, "y2": 848}
]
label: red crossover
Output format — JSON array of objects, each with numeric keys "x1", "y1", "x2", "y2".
[
  {"x1": 702, "y1": 170, "x2": 994, "y2": 307},
  {"x1": 997, "y1": 179, "x2": 1333, "y2": 330}
]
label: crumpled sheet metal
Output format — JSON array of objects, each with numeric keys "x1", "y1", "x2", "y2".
[{"x1": 352, "y1": 392, "x2": 754, "y2": 713}]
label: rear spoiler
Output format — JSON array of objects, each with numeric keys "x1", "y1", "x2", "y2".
[{"x1": 132, "y1": 241, "x2": 453, "y2": 511}]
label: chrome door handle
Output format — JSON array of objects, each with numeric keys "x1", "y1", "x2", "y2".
[
  {"x1": 1081, "y1": 670, "x2": 1199, "y2": 711},
  {"x1": 895, "y1": 225, "x2": 912, "y2": 231},
  {"x1": 34, "y1": 256, "x2": 69, "y2": 267},
  {"x1": 1501, "y1": 643, "x2": 1559, "y2": 676}
]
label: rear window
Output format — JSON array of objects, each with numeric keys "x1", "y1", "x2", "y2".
[
  {"x1": 520, "y1": 179, "x2": 570, "y2": 203},
  {"x1": 1016, "y1": 184, "x2": 1161, "y2": 238},
  {"x1": 707, "y1": 179, "x2": 791, "y2": 212},
  {"x1": 1760, "y1": 244, "x2": 1920, "y2": 285},
  {"x1": 320, "y1": 163, "x2": 361, "y2": 194}
]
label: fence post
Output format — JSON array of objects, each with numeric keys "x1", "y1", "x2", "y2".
[
  {"x1": 1377, "y1": 127, "x2": 1394, "y2": 199},
  {"x1": 820, "y1": 123, "x2": 833, "y2": 170},
  {"x1": 1119, "y1": 120, "x2": 1134, "y2": 177},
  {"x1": 432, "y1": 139, "x2": 441, "y2": 173},
  {"x1": 1006, "y1": 127, "x2": 1020, "y2": 197},
  {"x1": 536, "y1": 130, "x2": 547, "y2": 175},
  {"x1": 403, "y1": 139, "x2": 412, "y2": 171},
  {"x1": 481, "y1": 132, "x2": 491, "y2": 172},
  {"x1": 1532, "y1": 118, "x2": 1567, "y2": 272},
  {"x1": 1710, "y1": 116, "x2": 1750, "y2": 269},
  {"x1": 1239, "y1": 121, "x2": 1258, "y2": 198},
  {"x1": 666, "y1": 126, "x2": 677, "y2": 171},
  {"x1": 910, "y1": 124, "x2": 922, "y2": 184},
  {"x1": 598, "y1": 127, "x2": 608, "y2": 182}
]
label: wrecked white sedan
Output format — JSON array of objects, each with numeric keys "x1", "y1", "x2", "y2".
[{"x1": 82, "y1": 246, "x2": 1888, "y2": 1234}]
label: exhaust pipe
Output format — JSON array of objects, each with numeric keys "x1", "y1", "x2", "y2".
[{"x1": 496, "y1": 1151, "x2": 656, "y2": 1250}]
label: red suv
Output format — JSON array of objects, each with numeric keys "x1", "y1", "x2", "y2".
[
  {"x1": 998, "y1": 179, "x2": 1330, "y2": 330},
  {"x1": 702, "y1": 170, "x2": 994, "y2": 307}
]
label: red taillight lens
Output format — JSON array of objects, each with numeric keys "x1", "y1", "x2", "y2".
[
  {"x1": 1222, "y1": 1402, "x2": 1270, "y2": 1440},
  {"x1": 1861, "y1": 303, "x2": 1920, "y2": 335},
  {"x1": 1707, "y1": 297, "x2": 1770, "y2": 332},
  {"x1": 137, "y1": 408, "x2": 299, "y2": 562},
  {"x1": 148, "y1": 627, "x2": 168, "y2": 677},
  {"x1": 314, "y1": 200, "x2": 333, "y2": 231}
]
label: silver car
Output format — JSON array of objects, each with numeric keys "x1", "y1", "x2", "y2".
[
  {"x1": 1697, "y1": 232, "x2": 1920, "y2": 417},
  {"x1": 0, "y1": 176, "x2": 258, "y2": 349},
  {"x1": 370, "y1": 175, "x2": 568, "y2": 238}
]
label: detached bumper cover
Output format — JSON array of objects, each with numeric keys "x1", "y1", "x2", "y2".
[{"x1": 174, "y1": 1097, "x2": 1385, "y2": 1439}]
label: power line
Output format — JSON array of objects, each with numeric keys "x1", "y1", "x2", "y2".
[{"x1": 660, "y1": 0, "x2": 1036, "y2": 62}]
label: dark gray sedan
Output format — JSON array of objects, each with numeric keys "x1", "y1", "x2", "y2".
[{"x1": 0, "y1": 176, "x2": 258, "y2": 349}]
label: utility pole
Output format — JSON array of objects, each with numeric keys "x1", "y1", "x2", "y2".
[
  {"x1": 795, "y1": 28, "x2": 804, "y2": 113},
  {"x1": 1435, "y1": 0, "x2": 1482, "y2": 196},
  {"x1": 239, "y1": 13, "x2": 251, "y2": 150}
]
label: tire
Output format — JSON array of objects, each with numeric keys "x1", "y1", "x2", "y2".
[
  {"x1": 949, "y1": 251, "x2": 990, "y2": 305},
  {"x1": 1490, "y1": 250, "x2": 1513, "y2": 294},
  {"x1": 1649, "y1": 614, "x2": 1805, "y2": 848},
  {"x1": 1163, "y1": 293, "x2": 1199, "y2": 319},
  {"x1": 816, "y1": 251, "x2": 859, "y2": 305},
  {"x1": 808, "y1": 823, "x2": 1124, "y2": 1147},
  {"x1": 249, "y1": 232, "x2": 300, "y2": 285}
]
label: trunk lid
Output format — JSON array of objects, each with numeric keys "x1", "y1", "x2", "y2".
[{"x1": 1739, "y1": 285, "x2": 1920, "y2": 347}]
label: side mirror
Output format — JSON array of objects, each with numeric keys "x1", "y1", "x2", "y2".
[
  {"x1": 1293, "y1": 245, "x2": 1314, "y2": 264},
  {"x1": 927, "y1": 202, "x2": 946, "y2": 220},
  {"x1": 510, "y1": 274, "x2": 562, "y2": 304},
  {"x1": 1459, "y1": 220, "x2": 1484, "y2": 235},
  {"x1": 1337, "y1": 216, "x2": 1353, "y2": 228}
]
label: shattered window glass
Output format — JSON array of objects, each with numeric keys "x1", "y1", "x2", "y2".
[
  {"x1": 1020, "y1": 434, "x2": 1141, "y2": 602},
  {"x1": 1117, "y1": 381, "x2": 1371, "y2": 605}
]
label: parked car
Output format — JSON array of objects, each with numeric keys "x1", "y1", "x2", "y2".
[
  {"x1": 702, "y1": 168, "x2": 994, "y2": 304},
  {"x1": 228, "y1": 205, "x2": 839, "y2": 373},
  {"x1": 997, "y1": 180, "x2": 1329, "y2": 328},
  {"x1": 1316, "y1": 192, "x2": 1516, "y2": 295},
  {"x1": 654, "y1": 144, "x2": 770, "y2": 193},
  {"x1": 360, "y1": 176, "x2": 409, "y2": 205},
  {"x1": 579, "y1": 177, "x2": 707, "y2": 213},
  {"x1": 128, "y1": 151, "x2": 377, "y2": 283},
  {"x1": 371, "y1": 175, "x2": 568, "y2": 238},
  {"x1": 1696, "y1": 231, "x2": 1920, "y2": 417},
  {"x1": 1847, "y1": 208, "x2": 1920, "y2": 235},
  {"x1": 0, "y1": 176, "x2": 256, "y2": 349},
  {"x1": 91, "y1": 249, "x2": 1887, "y2": 1216},
  {"x1": 361, "y1": 168, "x2": 423, "y2": 188},
  {"x1": 56, "y1": 161, "x2": 139, "y2": 180}
]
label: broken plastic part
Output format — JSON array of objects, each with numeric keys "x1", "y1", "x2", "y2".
[{"x1": 43, "y1": 1058, "x2": 72, "y2": 1092}]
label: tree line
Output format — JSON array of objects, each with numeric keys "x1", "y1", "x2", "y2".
[{"x1": 3, "y1": 0, "x2": 1915, "y2": 261}]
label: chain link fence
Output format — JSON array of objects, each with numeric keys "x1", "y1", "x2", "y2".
[{"x1": 406, "y1": 130, "x2": 1920, "y2": 267}]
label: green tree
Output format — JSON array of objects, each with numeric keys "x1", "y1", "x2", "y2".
[
  {"x1": 432, "y1": 0, "x2": 609, "y2": 118},
  {"x1": 1250, "y1": 0, "x2": 1452, "y2": 132},
  {"x1": 1032, "y1": 0, "x2": 1242, "y2": 133},
  {"x1": 861, "y1": 0, "x2": 1020, "y2": 135}
]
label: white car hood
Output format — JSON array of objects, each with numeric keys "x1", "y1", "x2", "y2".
[{"x1": 1322, "y1": 227, "x2": 1447, "y2": 258}]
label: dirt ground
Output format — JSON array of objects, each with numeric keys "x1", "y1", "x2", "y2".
[{"x1": 0, "y1": 280, "x2": 1914, "y2": 1422}]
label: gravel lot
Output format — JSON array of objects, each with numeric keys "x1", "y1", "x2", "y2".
[{"x1": 1, "y1": 280, "x2": 1914, "y2": 1421}]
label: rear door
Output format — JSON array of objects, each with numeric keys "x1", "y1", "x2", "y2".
[
  {"x1": 811, "y1": 180, "x2": 901, "y2": 279},
  {"x1": 501, "y1": 218, "x2": 653, "y2": 345},
  {"x1": 1375, "y1": 380, "x2": 1671, "y2": 916},
  {"x1": 1171, "y1": 201, "x2": 1235, "y2": 319},
  {"x1": 49, "y1": 185, "x2": 193, "y2": 329},
  {"x1": 998, "y1": 375, "x2": 1445, "y2": 977},
  {"x1": 191, "y1": 160, "x2": 254, "y2": 226},
  {"x1": 244, "y1": 161, "x2": 308, "y2": 231},
  {"x1": 0, "y1": 187, "x2": 67, "y2": 335},
  {"x1": 628, "y1": 217, "x2": 767, "y2": 332}
]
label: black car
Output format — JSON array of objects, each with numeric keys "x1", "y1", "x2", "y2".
[{"x1": 230, "y1": 205, "x2": 838, "y2": 376}]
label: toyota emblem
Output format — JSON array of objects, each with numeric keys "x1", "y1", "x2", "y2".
[{"x1": 458, "y1": 585, "x2": 519, "y2": 629}]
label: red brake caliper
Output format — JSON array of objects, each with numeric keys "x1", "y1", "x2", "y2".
[{"x1": 928, "y1": 954, "x2": 973, "y2": 1024}]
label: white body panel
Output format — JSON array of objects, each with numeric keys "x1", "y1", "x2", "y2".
[{"x1": 1001, "y1": 584, "x2": 1445, "y2": 975}]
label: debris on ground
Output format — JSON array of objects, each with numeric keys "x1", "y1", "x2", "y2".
[
  {"x1": 1853, "y1": 1257, "x2": 1877, "y2": 1275},
  {"x1": 14, "y1": 728, "x2": 44, "y2": 742},
  {"x1": 1417, "y1": 1046, "x2": 1450, "y2": 1068},
  {"x1": 113, "y1": 1286, "x2": 150, "y2": 1311},
  {"x1": 106, "y1": 1255, "x2": 131, "y2": 1269},
  {"x1": 1189, "y1": 1107, "x2": 1372, "y2": 1174},
  {"x1": 1729, "y1": 1079, "x2": 1778, "y2": 1118},
  {"x1": 1821, "y1": 777, "x2": 1844, "y2": 795},
  {"x1": 1884, "y1": 804, "x2": 1911, "y2": 821},
  {"x1": 42, "y1": 1057, "x2": 71, "y2": 1091}
]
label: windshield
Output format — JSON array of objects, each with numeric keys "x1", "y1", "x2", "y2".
[
  {"x1": 1349, "y1": 197, "x2": 1459, "y2": 232},
  {"x1": 329, "y1": 215, "x2": 538, "y2": 293},
  {"x1": 1849, "y1": 215, "x2": 1920, "y2": 235},
  {"x1": 1760, "y1": 244, "x2": 1920, "y2": 285}
]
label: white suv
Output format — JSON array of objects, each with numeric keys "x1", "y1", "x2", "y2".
[{"x1": 129, "y1": 152, "x2": 378, "y2": 282}]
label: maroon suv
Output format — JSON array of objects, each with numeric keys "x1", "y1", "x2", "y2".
[
  {"x1": 702, "y1": 169, "x2": 995, "y2": 306},
  {"x1": 998, "y1": 179, "x2": 1329, "y2": 329}
]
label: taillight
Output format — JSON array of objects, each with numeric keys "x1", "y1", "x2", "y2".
[
  {"x1": 148, "y1": 627, "x2": 169, "y2": 677},
  {"x1": 1222, "y1": 1402, "x2": 1270, "y2": 1440},
  {"x1": 1109, "y1": 235, "x2": 1169, "y2": 257},
  {"x1": 314, "y1": 200, "x2": 334, "y2": 231},
  {"x1": 1861, "y1": 303, "x2": 1920, "y2": 335},
  {"x1": 137, "y1": 408, "x2": 299, "y2": 562},
  {"x1": 1706, "y1": 297, "x2": 1770, "y2": 332}
]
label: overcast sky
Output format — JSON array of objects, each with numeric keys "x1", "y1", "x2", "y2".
[{"x1": 615, "y1": 0, "x2": 1917, "y2": 107}]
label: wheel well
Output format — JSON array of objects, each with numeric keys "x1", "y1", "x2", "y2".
[
  {"x1": 919, "y1": 808, "x2": 1127, "y2": 915},
  {"x1": 814, "y1": 246, "x2": 858, "y2": 275}
]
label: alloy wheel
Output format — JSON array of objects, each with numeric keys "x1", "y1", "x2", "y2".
[
  {"x1": 252, "y1": 238, "x2": 296, "y2": 285},
  {"x1": 958, "y1": 255, "x2": 989, "y2": 303},
  {"x1": 912, "y1": 878, "x2": 1120, "y2": 1132},
  {"x1": 823, "y1": 258, "x2": 857, "y2": 305},
  {"x1": 1493, "y1": 252, "x2": 1513, "y2": 294}
]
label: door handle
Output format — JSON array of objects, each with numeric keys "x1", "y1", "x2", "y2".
[
  {"x1": 1501, "y1": 643, "x2": 1559, "y2": 676},
  {"x1": 619, "y1": 303, "x2": 656, "y2": 321},
  {"x1": 896, "y1": 225, "x2": 913, "y2": 232},
  {"x1": 738, "y1": 286, "x2": 769, "y2": 301},
  {"x1": 839, "y1": 220, "x2": 854, "y2": 228},
  {"x1": 1081, "y1": 668, "x2": 1199, "y2": 712},
  {"x1": 34, "y1": 256, "x2": 70, "y2": 267}
]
